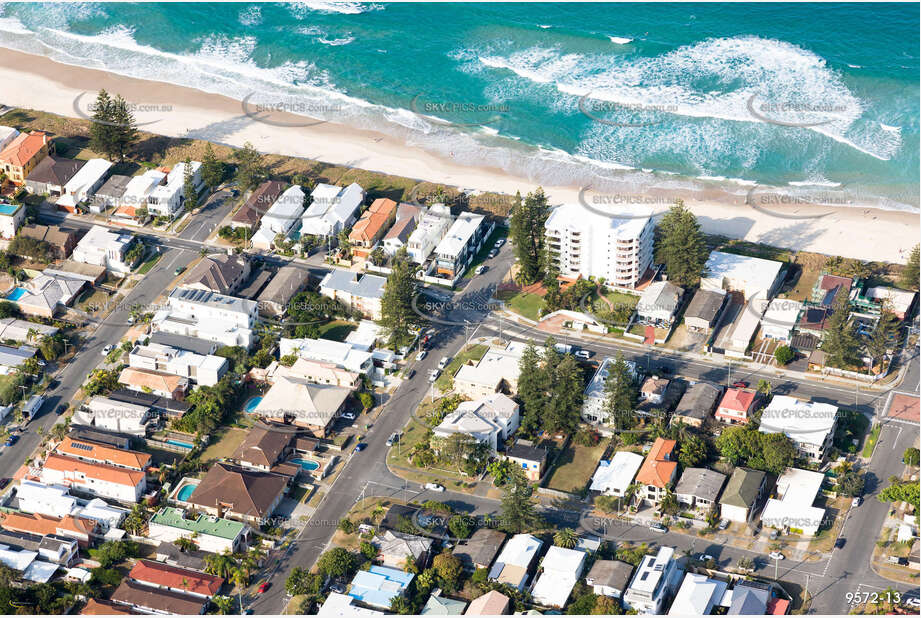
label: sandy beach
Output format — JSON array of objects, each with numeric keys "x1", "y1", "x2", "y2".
[{"x1": 0, "y1": 46, "x2": 917, "y2": 264}]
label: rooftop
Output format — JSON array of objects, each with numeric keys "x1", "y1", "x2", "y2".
[
  {"x1": 149, "y1": 507, "x2": 246, "y2": 540},
  {"x1": 320, "y1": 269, "x2": 386, "y2": 299},
  {"x1": 434, "y1": 211, "x2": 485, "y2": 257},
  {"x1": 182, "y1": 254, "x2": 249, "y2": 295},
  {"x1": 720, "y1": 467, "x2": 767, "y2": 509},
  {"x1": 129, "y1": 559, "x2": 223, "y2": 596},
  {"x1": 186, "y1": 462, "x2": 288, "y2": 518},
  {"x1": 685, "y1": 288, "x2": 727, "y2": 322},
  {"x1": 635, "y1": 437, "x2": 677, "y2": 488},
  {"x1": 590, "y1": 451, "x2": 644, "y2": 494},
  {"x1": 760, "y1": 395, "x2": 838, "y2": 447},
  {"x1": 674, "y1": 467, "x2": 727, "y2": 503},
  {"x1": 545, "y1": 202, "x2": 652, "y2": 239}
]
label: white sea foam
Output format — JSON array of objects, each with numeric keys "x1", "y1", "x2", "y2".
[
  {"x1": 238, "y1": 5, "x2": 262, "y2": 26},
  {"x1": 288, "y1": 2, "x2": 381, "y2": 16},
  {"x1": 608, "y1": 36, "x2": 633, "y2": 44}
]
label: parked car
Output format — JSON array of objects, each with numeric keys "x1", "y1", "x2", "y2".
[
  {"x1": 851, "y1": 496, "x2": 862, "y2": 507},
  {"x1": 835, "y1": 537, "x2": 847, "y2": 549},
  {"x1": 438, "y1": 356, "x2": 451, "y2": 370},
  {"x1": 718, "y1": 519, "x2": 730, "y2": 530},
  {"x1": 4, "y1": 435, "x2": 18, "y2": 447},
  {"x1": 329, "y1": 583, "x2": 345, "y2": 595},
  {"x1": 649, "y1": 523, "x2": 668, "y2": 533},
  {"x1": 488, "y1": 249, "x2": 498, "y2": 258},
  {"x1": 101, "y1": 344, "x2": 114, "y2": 356},
  {"x1": 428, "y1": 369, "x2": 440, "y2": 382},
  {"x1": 257, "y1": 582, "x2": 270, "y2": 594},
  {"x1": 475, "y1": 265, "x2": 486, "y2": 275},
  {"x1": 354, "y1": 443, "x2": 368, "y2": 453},
  {"x1": 424, "y1": 483, "x2": 445, "y2": 492},
  {"x1": 768, "y1": 551, "x2": 785, "y2": 561},
  {"x1": 732, "y1": 380, "x2": 749, "y2": 388},
  {"x1": 405, "y1": 369, "x2": 416, "y2": 379},
  {"x1": 56, "y1": 404, "x2": 68, "y2": 415},
  {"x1": 417, "y1": 350, "x2": 427, "y2": 360},
  {"x1": 574, "y1": 350, "x2": 592, "y2": 360},
  {"x1": 696, "y1": 554, "x2": 715, "y2": 562},
  {"x1": 386, "y1": 433, "x2": 399, "y2": 447},
  {"x1": 0, "y1": 478, "x2": 10, "y2": 490},
  {"x1": 494, "y1": 238, "x2": 505, "y2": 248},
  {"x1": 340, "y1": 412, "x2": 356, "y2": 421}
]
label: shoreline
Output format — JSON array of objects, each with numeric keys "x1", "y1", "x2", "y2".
[{"x1": 0, "y1": 46, "x2": 917, "y2": 264}]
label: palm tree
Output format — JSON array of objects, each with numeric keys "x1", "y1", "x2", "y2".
[
  {"x1": 26, "y1": 327, "x2": 39, "y2": 343},
  {"x1": 212, "y1": 595, "x2": 234, "y2": 615},
  {"x1": 756, "y1": 379, "x2": 772, "y2": 396},
  {"x1": 123, "y1": 504, "x2": 148, "y2": 536},
  {"x1": 554, "y1": 528, "x2": 579, "y2": 549},
  {"x1": 230, "y1": 567, "x2": 249, "y2": 614},
  {"x1": 174, "y1": 536, "x2": 198, "y2": 552},
  {"x1": 204, "y1": 551, "x2": 235, "y2": 579}
]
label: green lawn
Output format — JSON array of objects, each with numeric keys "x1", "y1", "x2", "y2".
[
  {"x1": 496, "y1": 290, "x2": 544, "y2": 322},
  {"x1": 545, "y1": 441, "x2": 608, "y2": 494},
  {"x1": 463, "y1": 227, "x2": 509, "y2": 279},
  {"x1": 435, "y1": 344, "x2": 488, "y2": 391},
  {"x1": 199, "y1": 427, "x2": 247, "y2": 463},
  {"x1": 317, "y1": 320, "x2": 357, "y2": 342},
  {"x1": 136, "y1": 253, "x2": 162, "y2": 275},
  {"x1": 862, "y1": 424, "x2": 881, "y2": 458}
]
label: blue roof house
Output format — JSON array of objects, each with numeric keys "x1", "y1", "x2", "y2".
[{"x1": 348, "y1": 565, "x2": 414, "y2": 609}]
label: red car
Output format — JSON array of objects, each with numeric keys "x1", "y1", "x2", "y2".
[
  {"x1": 257, "y1": 582, "x2": 271, "y2": 594},
  {"x1": 732, "y1": 381, "x2": 749, "y2": 389}
]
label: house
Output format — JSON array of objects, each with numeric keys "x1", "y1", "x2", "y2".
[
  {"x1": 668, "y1": 573, "x2": 728, "y2": 615},
  {"x1": 433, "y1": 211, "x2": 492, "y2": 278},
  {"x1": 590, "y1": 451, "x2": 644, "y2": 497},
  {"x1": 6, "y1": 273, "x2": 85, "y2": 318},
  {"x1": 684, "y1": 288, "x2": 727, "y2": 333},
  {"x1": 504, "y1": 440, "x2": 548, "y2": 482},
  {"x1": 407, "y1": 203, "x2": 454, "y2": 263},
  {"x1": 71, "y1": 225, "x2": 138, "y2": 273},
  {"x1": 464, "y1": 590, "x2": 510, "y2": 616},
  {"x1": 0, "y1": 317, "x2": 58, "y2": 343},
  {"x1": 582, "y1": 356, "x2": 639, "y2": 425},
  {"x1": 640, "y1": 376, "x2": 670, "y2": 405},
  {"x1": 531, "y1": 546, "x2": 587, "y2": 608},
  {"x1": 0, "y1": 528, "x2": 78, "y2": 566},
  {"x1": 421, "y1": 589, "x2": 467, "y2": 615},
  {"x1": 0, "y1": 542, "x2": 58, "y2": 584},
  {"x1": 15, "y1": 481, "x2": 127, "y2": 530},
  {"x1": 319, "y1": 592, "x2": 384, "y2": 616},
  {"x1": 0, "y1": 201, "x2": 24, "y2": 240},
  {"x1": 56, "y1": 158, "x2": 113, "y2": 212},
  {"x1": 0, "y1": 511, "x2": 100, "y2": 548},
  {"x1": 859, "y1": 285, "x2": 918, "y2": 320},
  {"x1": 720, "y1": 467, "x2": 767, "y2": 523},
  {"x1": 701, "y1": 251, "x2": 784, "y2": 301},
  {"x1": 253, "y1": 376, "x2": 350, "y2": 437},
  {"x1": 264, "y1": 356, "x2": 362, "y2": 389},
  {"x1": 811, "y1": 273, "x2": 853, "y2": 308},
  {"x1": 759, "y1": 396, "x2": 838, "y2": 460},
  {"x1": 348, "y1": 565, "x2": 414, "y2": 610},
  {"x1": 0, "y1": 126, "x2": 19, "y2": 151},
  {"x1": 382, "y1": 203, "x2": 422, "y2": 255},
  {"x1": 232, "y1": 180, "x2": 286, "y2": 230},
  {"x1": 636, "y1": 280, "x2": 683, "y2": 326},
  {"x1": 319, "y1": 269, "x2": 386, "y2": 320},
  {"x1": 41, "y1": 260, "x2": 106, "y2": 285},
  {"x1": 146, "y1": 161, "x2": 203, "y2": 218},
  {"x1": 761, "y1": 468, "x2": 826, "y2": 536},
  {"x1": 279, "y1": 337, "x2": 373, "y2": 374},
  {"x1": 81, "y1": 599, "x2": 134, "y2": 615},
  {"x1": 302, "y1": 182, "x2": 365, "y2": 238},
  {"x1": 182, "y1": 254, "x2": 251, "y2": 296},
  {"x1": 674, "y1": 467, "x2": 727, "y2": 512},
  {"x1": 760, "y1": 298, "x2": 803, "y2": 342},
  {"x1": 714, "y1": 388, "x2": 757, "y2": 424},
  {"x1": 149, "y1": 332, "x2": 218, "y2": 356},
  {"x1": 68, "y1": 426, "x2": 133, "y2": 450},
  {"x1": 153, "y1": 287, "x2": 259, "y2": 349},
  {"x1": 371, "y1": 529, "x2": 433, "y2": 569},
  {"x1": 230, "y1": 425, "x2": 295, "y2": 471},
  {"x1": 433, "y1": 393, "x2": 519, "y2": 452},
  {"x1": 727, "y1": 580, "x2": 773, "y2": 615},
  {"x1": 453, "y1": 347, "x2": 522, "y2": 399},
  {"x1": 0, "y1": 131, "x2": 50, "y2": 185},
  {"x1": 74, "y1": 395, "x2": 156, "y2": 435},
  {"x1": 671, "y1": 382, "x2": 722, "y2": 428},
  {"x1": 257, "y1": 265, "x2": 309, "y2": 317},
  {"x1": 128, "y1": 559, "x2": 223, "y2": 599},
  {"x1": 40, "y1": 453, "x2": 147, "y2": 502},
  {"x1": 128, "y1": 342, "x2": 228, "y2": 387},
  {"x1": 185, "y1": 462, "x2": 288, "y2": 524},
  {"x1": 19, "y1": 224, "x2": 80, "y2": 259},
  {"x1": 54, "y1": 437, "x2": 150, "y2": 471},
  {"x1": 110, "y1": 579, "x2": 210, "y2": 615},
  {"x1": 544, "y1": 202, "x2": 654, "y2": 289},
  {"x1": 488, "y1": 533, "x2": 542, "y2": 590},
  {"x1": 250, "y1": 185, "x2": 305, "y2": 250},
  {"x1": 0, "y1": 343, "x2": 37, "y2": 374},
  {"x1": 635, "y1": 437, "x2": 678, "y2": 505},
  {"x1": 349, "y1": 197, "x2": 397, "y2": 249},
  {"x1": 90, "y1": 174, "x2": 132, "y2": 213},
  {"x1": 585, "y1": 559, "x2": 634, "y2": 599},
  {"x1": 623, "y1": 546, "x2": 681, "y2": 614},
  {"x1": 454, "y1": 528, "x2": 506, "y2": 572},
  {"x1": 118, "y1": 367, "x2": 189, "y2": 400},
  {"x1": 114, "y1": 169, "x2": 167, "y2": 221}
]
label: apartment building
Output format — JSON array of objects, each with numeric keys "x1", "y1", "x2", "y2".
[
  {"x1": 302, "y1": 182, "x2": 365, "y2": 238},
  {"x1": 71, "y1": 225, "x2": 138, "y2": 273},
  {"x1": 319, "y1": 270, "x2": 386, "y2": 320},
  {"x1": 759, "y1": 396, "x2": 838, "y2": 461},
  {"x1": 432, "y1": 211, "x2": 492, "y2": 278},
  {"x1": 623, "y1": 546, "x2": 681, "y2": 614},
  {"x1": 40, "y1": 454, "x2": 147, "y2": 503},
  {"x1": 407, "y1": 204, "x2": 454, "y2": 263},
  {"x1": 146, "y1": 161, "x2": 203, "y2": 218},
  {"x1": 128, "y1": 342, "x2": 228, "y2": 387},
  {"x1": 250, "y1": 185, "x2": 305, "y2": 250},
  {"x1": 153, "y1": 287, "x2": 259, "y2": 349},
  {"x1": 544, "y1": 202, "x2": 654, "y2": 289}
]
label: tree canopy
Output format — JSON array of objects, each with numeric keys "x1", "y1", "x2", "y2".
[{"x1": 654, "y1": 200, "x2": 708, "y2": 286}]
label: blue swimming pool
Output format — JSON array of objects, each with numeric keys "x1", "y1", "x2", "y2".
[
  {"x1": 244, "y1": 396, "x2": 263, "y2": 413},
  {"x1": 167, "y1": 439, "x2": 194, "y2": 449},
  {"x1": 0, "y1": 204, "x2": 19, "y2": 216},
  {"x1": 5, "y1": 288, "x2": 27, "y2": 302},
  {"x1": 292, "y1": 458, "x2": 320, "y2": 472},
  {"x1": 176, "y1": 484, "x2": 196, "y2": 501}
]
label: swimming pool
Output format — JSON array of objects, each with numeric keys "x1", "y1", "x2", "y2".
[
  {"x1": 0, "y1": 204, "x2": 19, "y2": 216},
  {"x1": 292, "y1": 458, "x2": 320, "y2": 472},
  {"x1": 167, "y1": 439, "x2": 194, "y2": 449},
  {"x1": 5, "y1": 288, "x2": 27, "y2": 302},
  {"x1": 244, "y1": 396, "x2": 263, "y2": 413},
  {"x1": 176, "y1": 484, "x2": 196, "y2": 501}
]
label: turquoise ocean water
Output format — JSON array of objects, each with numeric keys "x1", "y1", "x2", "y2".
[{"x1": 0, "y1": 2, "x2": 917, "y2": 210}]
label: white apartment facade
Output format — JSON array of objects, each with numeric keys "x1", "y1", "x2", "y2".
[
  {"x1": 153, "y1": 287, "x2": 258, "y2": 349},
  {"x1": 40, "y1": 454, "x2": 146, "y2": 503},
  {"x1": 407, "y1": 204, "x2": 454, "y2": 263},
  {"x1": 56, "y1": 158, "x2": 112, "y2": 210},
  {"x1": 251, "y1": 185, "x2": 305, "y2": 250},
  {"x1": 544, "y1": 202, "x2": 654, "y2": 289},
  {"x1": 301, "y1": 182, "x2": 364, "y2": 238},
  {"x1": 71, "y1": 225, "x2": 138, "y2": 273},
  {"x1": 128, "y1": 342, "x2": 228, "y2": 387},
  {"x1": 146, "y1": 161, "x2": 203, "y2": 218},
  {"x1": 623, "y1": 546, "x2": 681, "y2": 614}
]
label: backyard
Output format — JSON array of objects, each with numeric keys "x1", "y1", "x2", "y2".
[
  {"x1": 316, "y1": 320, "x2": 357, "y2": 342},
  {"x1": 496, "y1": 289, "x2": 544, "y2": 322},
  {"x1": 544, "y1": 440, "x2": 608, "y2": 495}
]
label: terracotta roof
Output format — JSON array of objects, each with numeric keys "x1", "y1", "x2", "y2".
[
  {"x1": 718, "y1": 388, "x2": 756, "y2": 413},
  {"x1": 44, "y1": 453, "x2": 146, "y2": 487},
  {"x1": 0, "y1": 131, "x2": 48, "y2": 167},
  {"x1": 81, "y1": 599, "x2": 136, "y2": 615},
  {"x1": 382, "y1": 215, "x2": 416, "y2": 243},
  {"x1": 187, "y1": 462, "x2": 288, "y2": 518},
  {"x1": 57, "y1": 437, "x2": 151, "y2": 471},
  {"x1": 118, "y1": 367, "x2": 187, "y2": 394},
  {"x1": 129, "y1": 559, "x2": 223, "y2": 596},
  {"x1": 349, "y1": 197, "x2": 396, "y2": 243},
  {"x1": 635, "y1": 437, "x2": 677, "y2": 488},
  {"x1": 111, "y1": 579, "x2": 207, "y2": 615},
  {"x1": 1, "y1": 511, "x2": 98, "y2": 538},
  {"x1": 465, "y1": 590, "x2": 510, "y2": 615}
]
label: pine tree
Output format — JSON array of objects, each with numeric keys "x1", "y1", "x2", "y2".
[
  {"x1": 110, "y1": 95, "x2": 138, "y2": 161},
  {"x1": 655, "y1": 200, "x2": 708, "y2": 286},
  {"x1": 516, "y1": 342, "x2": 546, "y2": 434},
  {"x1": 822, "y1": 294, "x2": 860, "y2": 369},
  {"x1": 500, "y1": 466, "x2": 541, "y2": 534},
  {"x1": 380, "y1": 247, "x2": 419, "y2": 350},
  {"x1": 88, "y1": 89, "x2": 116, "y2": 159},
  {"x1": 183, "y1": 157, "x2": 199, "y2": 213},
  {"x1": 233, "y1": 142, "x2": 268, "y2": 191},
  {"x1": 544, "y1": 353, "x2": 584, "y2": 433},
  {"x1": 509, "y1": 187, "x2": 551, "y2": 285},
  {"x1": 901, "y1": 244, "x2": 920, "y2": 290},
  {"x1": 602, "y1": 353, "x2": 638, "y2": 430},
  {"x1": 201, "y1": 142, "x2": 224, "y2": 190}
]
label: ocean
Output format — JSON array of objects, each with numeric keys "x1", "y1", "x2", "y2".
[{"x1": 0, "y1": 2, "x2": 917, "y2": 211}]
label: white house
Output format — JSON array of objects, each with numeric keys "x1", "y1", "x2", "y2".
[
  {"x1": 489, "y1": 533, "x2": 543, "y2": 590},
  {"x1": 636, "y1": 280, "x2": 683, "y2": 326},
  {"x1": 668, "y1": 573, "x2": 728, "y2": 616},
  {"x1": 56, "y1": 158, "x2": 112, "y2": 210},
  {"x1": 16, "y1": 480, "x2": 77, "y2": 519},
  {"x1": 0, "y1": 201, "x2": 24, "y2": 239},
  {"x1": 319, "y1": 270, "x2": 386, "y2": 320},
  {"x1": 623, "y1": 546, "x2": 681, "y2": 614},
  {"x1": 301, "y1": 182, "x2": 364, "y2": 238},
  {"x1": 40, "y1": 454, "x2": 146, "y2": 503},
  {"x1": 251, "y1": 185, "x2": 305, "y2": 250},
  {"x1": 582, "y1": 356, "x2": 639, "y2": 425},
  {"x1": 406, "y1": 204, "x2": 454, "y2": 263},
  {"x1": 116, "y1": 169, "x2": 167, "y2": 217},
  {"x1": 701, "y1": 251, "x2": 784, "y2": 302},
  {"x1": 73, "y1": 396, "x2": 155, "y2": 436},
  {"x1": 146, "y1": 161, "x2": 203, "y2": 218},
  {"x1": 531, "y1": 546, "x2": 587, "y2": 608},
  {"x1": 148, "y1": 507, "x2": 248, "y2": 554},
  {"x1": 452, "y1": 346, "x2": 523, "y2": 399},
  {"x1": 128, "y1": 342, "x2": 228, "y2": 387},
  {"x1": 759, "y1": 396, "x2": 838, "y2": 460},
  {"x1": 433, "y1": 393, "x2": 519, "y2": 452},
  {"x1": 432, "y1": 211, "x2": 491, "y2": 278},
  {"x1": 153, "y1": 287, "x2": 258, "y2": 349},
  {"x1": 760, "y1": 468, "x2": 826, "y2": 536},
  {"x1": 589, "y1": 451, "x2": 644, "y2": 496},
  {"x1": 545, "y1": 202, "x2": 654, "y2": 289},
  {"x1": 279, "y1": 337, "x2": 373, "y2": 374},
  {"x1": 759, "y1": 298, "x2": 803, "y2": 342},
  {"x1": 71, "y1": 225, "x2": 138, "y2": 273}
]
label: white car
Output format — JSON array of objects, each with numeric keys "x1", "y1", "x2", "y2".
[
  {"x1": 851, "y1": 496, "x2": 862, "y2": 507},
  {"x1": 494, "y1": 239, "x2": 505, "y2": 248},
  {"x1": 438, "y1": 357, "x2": 451, "y2": 370},
  {"x1": 768, "y1": 551, "x2": 785, "y2": 561},
  {"x1": 424, "y1": 483, "x2": 445, "y2": 492},
  {"x1": 101, "y1": 344, "x2": 114, "y2": 356},
  {"x1": 475, "y1": 265, "x2": 486, "y2": 275},
  {"x1": 574, "y1": 350, "x2": 591, "y2": 360},
  {"x1": 340, "y1": 412, "x2": 356, "y2": 421},
  {"x1": 428, "y1": 369, "x2": 440, "y2": 382},
  {"x1": 417, "y1": 350, "x2": 427, "y2": 360}
]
